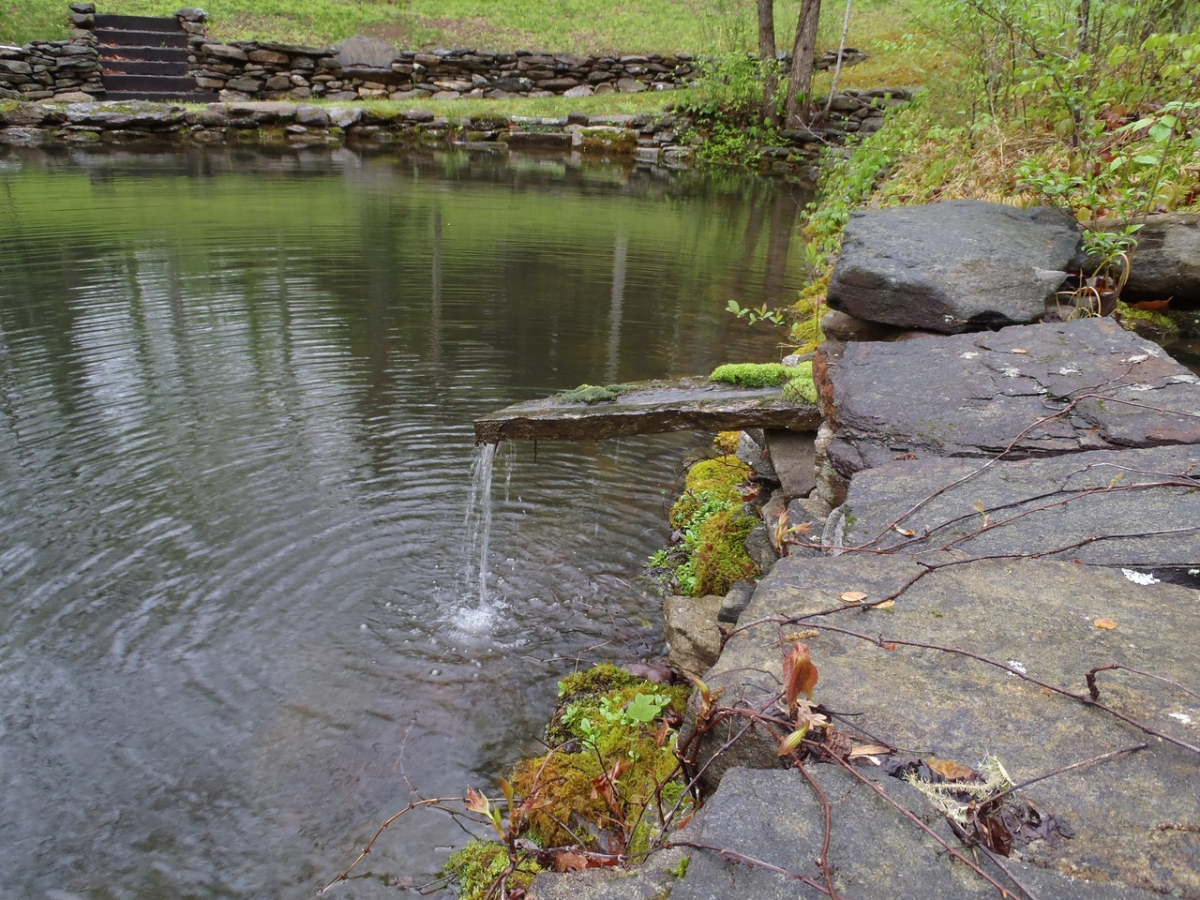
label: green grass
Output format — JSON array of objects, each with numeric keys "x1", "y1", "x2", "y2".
[
  {"x1": 1, "y1": 0, "x2": 932, "y2": 73},
  {"x1": 2, "y1": 0, "x2": 812, "y2": 53}
]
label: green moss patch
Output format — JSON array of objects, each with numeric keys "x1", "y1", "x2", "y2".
[
  {"x1": 649, "y1": 453, "x2": 759, "y2": 596},
  {"x1": 510, "y1": 668, "x2": 691, "y2": 853},
  {"x1": 445, "y1": 840, "x2": 544, "y2": 900},
  {"x1": 782, "y1": 360, "x2": 817, "y2": 405},
  {"x1": 709, "y1": 362, "x2": 791, "y2": 388},
  {"x1": 557, "y1": 383, "x2": 634, "y2": 404}
]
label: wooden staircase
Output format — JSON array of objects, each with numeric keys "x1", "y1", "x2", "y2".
[{"x1": 95, "y1": 14, "x2": 217, "y2": 103}]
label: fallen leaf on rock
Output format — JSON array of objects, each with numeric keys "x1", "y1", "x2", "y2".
[
  {"x1": 1132, "y1": 297, "x2": 1171, "y2": 311},
  {"x1": 1095, "y1": 617, "x2": 1118, "y2": 629},
  {"x1": 893, "y1": 525, "x2": 916, "y2": 537},
  {"x1": 552, "y1": 851, "x2": 592, "y2": 872},
  {"x1": 840, "y1": 590, "x2": 868, "y2": 604},
  {"x1": 1011, "y1": 348, "x2": 1029, "y2": 354},
  {"x1": 872, "y1": 599, "x2": 896, "y2": 610}
]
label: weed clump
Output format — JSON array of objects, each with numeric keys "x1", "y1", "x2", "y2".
[
  {"x1": 647, "y1": 453, "x2": 758, "y2": 597},
  {"x1": 445, "y1": 840, "x2": 543, "y2": 900},
  {"x1": 510, "y1": 669, "x2": 691, "y2": 853}
]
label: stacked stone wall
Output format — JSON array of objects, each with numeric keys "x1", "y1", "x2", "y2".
[
  {"x1": 191, "y1": 42, "x2": 698, "y2": 102},
  {"x1": 0, "y1": 38, "x2": 102, "y2": 102}
]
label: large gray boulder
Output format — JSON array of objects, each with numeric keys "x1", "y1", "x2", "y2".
[
  {"x1": 687, "y1": 554, "x2": 1200, "y2": 898},
  {"x1": 1123, "y1": 212, "x2": 1200, "y2": 308},
  {"x1": 828, "y1": 200, "x2": 1085, "y2": 332},
  {"x1": 823, "y1": 318, "x2": 1200, "y2": 477},
  {"x1": 838, "y1": 444, "x2": 1200, "y2": 580}
]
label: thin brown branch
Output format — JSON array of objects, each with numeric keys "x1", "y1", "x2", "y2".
[
  {"x1": 317, "y1": 796, "x2": 464, "y2": 896},
  {"x1": 666, "y1": 840, "x2": 832, "y2": 894},
  {"x1": 804, "y1": 622, "x2": 1200, "y2": 756},
  {"x1": 1087, "y1": 663, "x2": 1200, "y2": 703},
  {"x1": 793, "y1": 760, "x2": 843, "y2": 900},
  {"x1": 822, "y1": 753, "x2": 1016, "y2": 898},
  {"x1": 986, "y1": 743, "x2": 1147, "y2": 806}
]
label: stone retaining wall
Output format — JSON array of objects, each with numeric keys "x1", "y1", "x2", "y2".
[
  {"x1": 0, "y1": 91, "x2": 909, "y2": 177},
  {"x1": 0, "y1": 37, "x2": 102, "y2": 102},
  {"x1": 192, "y1": 43, "x2": 698, "y2": 102}
]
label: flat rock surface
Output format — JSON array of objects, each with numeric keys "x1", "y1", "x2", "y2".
[
  {"x1": 826, "y1": 318, "x2": 1200, "y2": 476},
  {"x1": 838, "y1": 444, "x2": 1200, "y2": 578},
  {"x1": 827, "y1": 200, "x2": 1085, "y2": 333},
  {"x1": 474, "y1": 377, "x2": 820, "y2": 442},
  {"x1": 691, "y1": 554, "x2": 1200, "y2": 898}
]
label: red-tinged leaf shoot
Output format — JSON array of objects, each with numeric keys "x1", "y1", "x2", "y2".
[
  {"x1": 783, "y1": 642, "x2": 819, "y2": 710},
  {"x1": 465, "y1": 786, "x2": 490, "y2": 816}
]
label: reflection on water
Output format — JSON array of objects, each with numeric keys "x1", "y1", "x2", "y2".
[{"x1": 0, "y1": 145, "x2": 808, "y2": 899}]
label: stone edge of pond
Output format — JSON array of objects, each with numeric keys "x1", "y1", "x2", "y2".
[{"x1": 0, "y1": 94, "x2": 906, "y2": 178}]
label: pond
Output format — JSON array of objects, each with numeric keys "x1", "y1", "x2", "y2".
[{"x1": 0, "y1": 145, "x2": 809, "y2": 899}]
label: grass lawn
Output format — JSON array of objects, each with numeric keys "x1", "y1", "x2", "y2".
[{"x1": 2, "y1": 0, "x2": 937, "y2": 93}]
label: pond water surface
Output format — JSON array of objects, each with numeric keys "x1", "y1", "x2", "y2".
[{"x1": 0, "y1": 146, "x2": 807, "y2": 899}]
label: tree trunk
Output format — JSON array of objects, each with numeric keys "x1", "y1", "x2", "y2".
[
  {"x1": 785, "y1": 0, "x2": 822, "y2": 127},
  {"x1": 757, "y1": 0, "x2": 779, "y2": 126}
]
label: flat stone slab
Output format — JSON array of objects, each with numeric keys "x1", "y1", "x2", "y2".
[
  {"x1": 827, "y1": 200, "x2": 1085, "y2": 333},
  {"x1": 837, "y1": 444, "x2": 1200, "y2": 580},
  {"x1": 826, "y1": 318, "x2": 1200, "y2": 476},
  {"x1": 691, "y1": 554, "x2": 1200, "y2": 898},
  {"x1": 474, "y1": 377, "x2": 820, "y2": 443}
]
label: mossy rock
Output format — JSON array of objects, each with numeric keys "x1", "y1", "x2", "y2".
[
  {"x1": 691, "y1": 507, "x2": 759, "y2": 596},
  {"x1": 669, "y1": 454, "x2": 750, "y2": 529},
  {"x1": 557, "y1": 382, "x2": 634, "y2": 404},
  {"x1": 445, "y1": 840, "x2": 543, "y2": 900}
]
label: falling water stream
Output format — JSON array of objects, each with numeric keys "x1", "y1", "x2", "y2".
[
  {"x1": 0, "y1": 145, "x2": 808, "y2": 899},
  {"x1": 463, "y1": 442, "x2": 498, "y2": 608}
]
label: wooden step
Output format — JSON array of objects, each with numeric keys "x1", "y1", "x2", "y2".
[
  {"x1": 99, "y1": 45, "x2": 189, "y2": 63},
  {"x1": 95, "y1": 29, "x2": 189, "y2": 49},
  {"x1": 94, "y1": 14, "x2": 183, "y2": 33},
  {"x1": 102, "y1": 90, "x2": 218, "y2": 103},
  {"x1": 102, "y1": 74, "x2": 200, "y2": 93},
  {"x1": 101, "y1": 60, "x2": 186, "y2": 77}
]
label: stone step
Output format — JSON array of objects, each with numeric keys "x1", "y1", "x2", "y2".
[
  {"x1": 100, "y1": 60, "x2": 186, "y2": 77},
  {"x1": 94, "y1": 14, "x2": 183, "y2": 33},
  {"x1": 95, "y1": 29, "x2": 189, "y2": 49},
  {"x1": 101, "y1": 90, "x2": 218, "y2": 103},
  {"x1": 474, "y1": 375, "x2": 819, "y2": 443}
]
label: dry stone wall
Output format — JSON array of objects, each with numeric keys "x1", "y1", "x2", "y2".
[
  {"x1": 191, "y1": 43, "x2": 697, "y2": 102},
  {"x1": 0, "y1": 36, "x2": 102, "y2": 102}
]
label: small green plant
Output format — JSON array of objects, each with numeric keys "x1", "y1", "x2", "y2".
[
  {"x1": 727, "y1": 299, "x2": 788, "y2": 327},
  {"x1": 561, "y1": 691, "x2": 671, "y2": 750}
]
